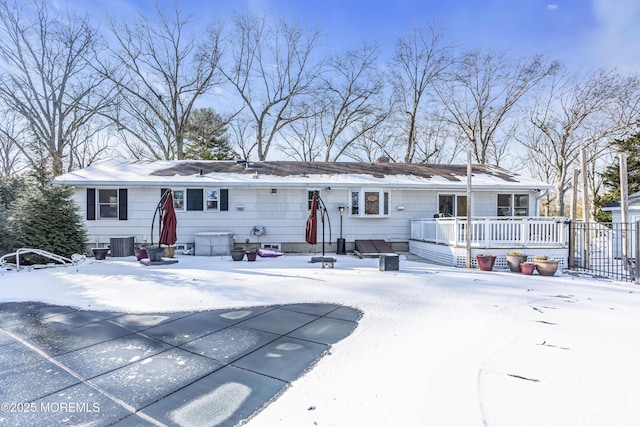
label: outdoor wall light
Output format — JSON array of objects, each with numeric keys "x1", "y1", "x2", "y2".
[
  {"x1": 396, "y1": 205, "x2": 405, "y2": 211},
  {"x1": 236, "y1": 204, "x2": 244, "y2": 211}
]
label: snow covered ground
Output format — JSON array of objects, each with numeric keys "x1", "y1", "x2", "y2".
[{"x1": 2, "y1": 253, "x2": 639, "y2": 426}]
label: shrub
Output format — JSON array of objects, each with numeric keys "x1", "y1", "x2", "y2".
[{"x1": 9, "y1": 184, "x2": 87, "y2": 258}]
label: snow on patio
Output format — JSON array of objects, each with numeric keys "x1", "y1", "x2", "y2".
[{"x1": 2, "y1": 253, "x2": 639, "y2": 426}]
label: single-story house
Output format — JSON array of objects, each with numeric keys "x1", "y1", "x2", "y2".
[
  {"x1": 598, "y1": 192, "x2": 640, "y2": 259},
  {"x1": 54, "y1": 158, "x2": 566, "y2": 266},
  {"x1": 601, "y1": 191, "x2": 640, "y2": 223}
]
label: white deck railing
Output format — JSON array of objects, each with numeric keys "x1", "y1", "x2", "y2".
[{"x1": 410, "y1": 217, "x2": 569, "y2": 249}]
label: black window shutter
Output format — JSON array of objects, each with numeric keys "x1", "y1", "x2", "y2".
[
  {"x1": 187, "y1": 189, "x2": 203, "y2": 211},
  {"x1": 86, "y1": 188, "x2": 96, "y2": 220},
  {"x1": 161, "y1": 188, "x2": 169, "y2": 205},
  {"x1": 220, "y1": 189, "x2": 229, "y2": 211},
  {"x1": 118, "y1": 189, "x2": 128, "y2": 220}
]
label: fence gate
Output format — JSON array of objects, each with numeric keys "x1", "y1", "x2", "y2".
[{"x1": 569, "y1": 221, "x2": 639, "y2": 283}]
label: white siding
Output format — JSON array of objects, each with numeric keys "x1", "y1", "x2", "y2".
[{"x1": 76, "y1": 186, "x2": 539, "y2": 251}]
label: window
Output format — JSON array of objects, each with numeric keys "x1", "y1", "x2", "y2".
[
  {"x1": 497, "y1": 194, "x2": 511, "y2": 216},
  {"x1": 98, "y1": 189, "x2": 118, "y2": 219},
  {"x1": 514, "y1": 194, "x2": 529, "y2": 216},
  {"x1": 206, "y1": 190, "x2": 219, "y2": 210},
  {"x1": 351, "y1": 191, "x2": 359, "y2": 215},
  {"x1": 173, "y1": 190, "x2": 185, "y2": 210},
  {"x1": 364, "y1": 192, "x2": 379, "y2": 215},
  {"x1": 456, "y1": 196, "x2": 468, "y2": 217},
  {"x1": 164, "y1": 188, "x2": 228, "y2": 212},
  {"x1": 186, "y1": 189, "x2": 203, "y2": 211},
  {"x1": 87, "y1": 188, "x2": 127, "y2": 220},
  {"x1": 438, "y1": 194, "x2": 467, "y2": 217},
  {"x1": 350, "y1": 189, "x2": 390, "y2": 217},
  {"x1": 384, "y1": 192, "x2": 389, "y2": 215},
  {"x1": 308, "y1": 190, "x2": 320, "y2": 210},
  {"x1": 497, "y1": 194, "x2": 529, "y2": 217}
]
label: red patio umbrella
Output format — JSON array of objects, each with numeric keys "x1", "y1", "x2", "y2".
[
  {"x1": 159, "y1": 192, "x2": 177, "y2": 246},
  {"x1": 305, "y1": 193, "x2": 318, "y2": 245}
]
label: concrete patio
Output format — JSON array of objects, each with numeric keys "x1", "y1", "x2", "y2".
[{"x1": 0, "y1": 301, "x2": 361, "y2": 426}]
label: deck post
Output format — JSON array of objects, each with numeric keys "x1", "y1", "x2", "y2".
[{"x1": 466, "y1": 151, "x2": 472, "y2": 267}]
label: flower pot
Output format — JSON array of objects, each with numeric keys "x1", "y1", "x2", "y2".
[
  {"x1": 506, "y1": 254, "x2": 528, "y2": 273},
  {"x1": 230, "y1": 249, "x2": 245, "y2": 261},
  {"x1": 246, "y1": 250, "x2": 258, "y2": 262},
  {"x1": 476, "y1": 255, "x2": 496, "y2": 271},
  {"x1": 163, "y1": 246, "x2": 176, "y2": 258},
  {"x1": 520, "y1": 262, "x2": 535, "y2": 275},
  {"x1": 92, "y1": 248, "x2": 109, "y2": 260},
  {"x1": 134, "y1": 247, "x2": 148, "y2": 261},
  {"x1": 535, "y1": 259, "x2": 559, "y2": 276},
  {"x1": 145, "y1": 246, "x2": 164, "y2": 262}
]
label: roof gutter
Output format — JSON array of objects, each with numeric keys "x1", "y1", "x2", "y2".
[{"x1": 53, "y1": 179, "x2": 548, "y2": 192}]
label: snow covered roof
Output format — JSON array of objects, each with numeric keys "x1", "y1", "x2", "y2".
[
  {"x1": 54, "y1": 159, "x2": 551, "y2": 190},
  {"x1": 602, "y1": 191, "x2": 640, "y2": 211}
]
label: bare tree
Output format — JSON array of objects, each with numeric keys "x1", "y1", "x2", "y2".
[
  {"x1": 227, "y1": 115, "x2": 255, "y2": 160},
  {"x1": 436, "y1": 50, "x2": 559, "y2": 166},
  {"x1": 69, "y1": 125, "x2": 111, "y2": 170},
  {"x1": 0, "y1": 110, "x2": 24, "y2": 176},
  {"x1": 0, "y1": 0, "x2": 106, "y2": 176},
  {"x1": 278, "y1": 102, "x2": 323, "y2": 161},
  {"x1": 219, "y1": 12, "x2": 321, "y2": 161},
  {"x1": 518, "y1": 68, "x2": 640, "y2": 216},
  {"x1": 96, "y1": 3, "x2": 223, "y2": 160},
  {"x1": 389, "y1": 22, "x2": 454, "y2": 163},
  {"x1": 317, "y1": 41, "x2": 387, "y2": 161},
  {"x1": 338, "y1": 113, "x2": 393, "y2": 162}
]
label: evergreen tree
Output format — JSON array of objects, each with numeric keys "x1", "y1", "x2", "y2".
[
  {"x1": 0, "y1": 175, "x2": 27, "y2": 254},
  {"x1": 184, "y1": 108, "x2": 236, "y2": 160},
  {"x1": 0, "y1": 204, "x2": 8, "y2": 255},
  {"x1": 595, "y1": 131, "x2": 640, "y2": 222},
  {"x1": 9, "y1": 184, "x2": 87, "y2": 258},
  {"x1": 0, "y1": 175, "x2": 26, "y2": 209}
]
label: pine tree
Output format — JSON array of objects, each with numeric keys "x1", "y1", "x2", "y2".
[
  {"x1": 0, "y1": 176, "x2": 27, "y2": 254},
  {"x1": 9, "y1": 184, "x2": 88, "y2": 258},
  {"x1": 595, "y1": 131, "x2": 640, "y2": 222},
  {"x1": 184, "y1": 108, "x2": 236, "y2": 160}
]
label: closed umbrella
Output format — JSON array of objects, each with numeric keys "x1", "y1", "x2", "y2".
[
  {"x1": 159, "y1": 192, "x2": 177, "y2": 246},
  {"x1": 305, "y1": 193, "x2": 318, "y2": 245}
]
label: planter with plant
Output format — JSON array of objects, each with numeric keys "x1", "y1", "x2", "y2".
[
  {"x1": 506, "y1": 250, "x2": 528, "y2": 273},
  {"x1": 533, "y1": 255, "x2": 560, "y2": 276}
]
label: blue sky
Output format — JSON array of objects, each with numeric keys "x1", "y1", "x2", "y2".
[{"x1": 71, "y1": 0, "x2": 640, "y2": 72}]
